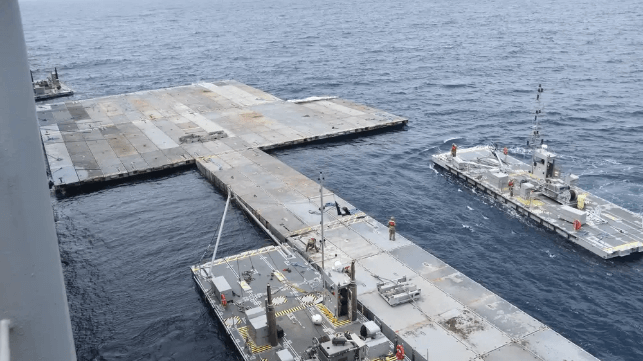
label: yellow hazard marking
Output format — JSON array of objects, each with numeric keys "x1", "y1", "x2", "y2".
[
  {"x1": 298, "y1": 294, "x2": 322, "y2": 306},
  {"x1": 577, "y1": 194, "x2": 587, "y2": 210},
  {"x1": 274, "y1": 271, "x2": 286, "y2": 282},
  {"x1": 605, "y1": 242, "x2": 643, "y2": 254},
  {"x1": 373, "y1": 355, "x2": 398, "y2": 361},
  {"x1": 316, "y1": 303, "x2": 352, "y2": 327},
  {"x1": 224, "y1": 316, "x2": 242, "y2": 327},
  {"x1": 275, "y1": 305, "x2": 304, "y2": 317},
  {"x1": 514, "y1": 196, "x2": 544, "y2": 207},
  {"x1": 237, "y1": 326, "x2": 272, "y2": 354},
  {"x1": 288, "y1": 283, "x2": 305, "y2": 293},
  {"x1": 604, "y1": 213, "x2": 619, "y2": 221},
  {"x1": 223, "y1": 246, "x2": 276, "y2": 264},
  {"x1": 239, "y1": 280, "x2": 251, "y2": 291}
]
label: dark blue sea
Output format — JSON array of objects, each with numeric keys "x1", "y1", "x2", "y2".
[{"x1": 20, "y1": 0, "x2": 643, "y2": 359}]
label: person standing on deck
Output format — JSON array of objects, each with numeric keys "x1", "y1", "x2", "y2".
[
  {"x1": 388, "y1": 216, "x2": 396, "y2": 241},
  {"x1": 451, "y1": 143, "x2": 457, "y2": 157}
]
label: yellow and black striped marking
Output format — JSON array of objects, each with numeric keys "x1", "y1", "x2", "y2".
[
  {"x1": 373, "y1": 354, "x2": 398, "y2": 361},
  {"x1": 224, "y1": 246, "x2": 275, "y2": 263},
  {"x1": 288, "y1": 283, "x2": 305, "y2": 293},
  {"x1": 224, "y1": 316, "x2": 242, "y2": 327},
  {"x1": 275, "y1": 305, "x2": 304, "y2": 317},
  {"x1": 298, "y1": 294, "x2": 322, "y2": 307},
  {"x1": 316, "y1": 303, "x2": 352, "y2": 327},
  {"x1": 237, "y1": 326, "x2": 272, "y2": 354}
]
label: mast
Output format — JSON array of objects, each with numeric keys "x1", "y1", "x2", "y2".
[
  {"x1": 529, "y1": 84, "x2": 544, "y2": 153},
  {"x1": 528, "y1": 84, "x2": 545, "y2": 173},
  {"x1": 319, "y1": 172, "x2": 325, "y2": 274}
]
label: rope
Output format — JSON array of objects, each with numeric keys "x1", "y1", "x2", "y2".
[{"x1": 198, "y1": 201, "x2": 224, "y2": 263}]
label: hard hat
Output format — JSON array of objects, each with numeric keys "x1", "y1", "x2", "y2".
[{"x1": 390, "y1": 216, "x2": 395, "y2": 220}]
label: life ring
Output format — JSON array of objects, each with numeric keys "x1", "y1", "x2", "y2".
[
  {"x1": 221, "y1": 294, "x2": 227, "y2": 307},
  {"x1": 573, "y1": 220, "x2": 582, "y2": 231}
]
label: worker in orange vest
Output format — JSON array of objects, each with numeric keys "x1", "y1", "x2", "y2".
[
  {"x1": 388, "y1": 216, "x2": 396, "y2": 241},
  {"x1": 451, "y1": 143, "x2": 457, "y2": 157},
  {"x1": 508, "y1": 179, "x2": 515, "y2": 197},
  {"x1": 396, "y1": 344, "x2": 405, "y2": 360}
]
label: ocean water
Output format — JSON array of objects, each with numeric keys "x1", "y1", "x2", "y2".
[{"x1": 19, "y1": 0, "x2": 643, "y2": 359}]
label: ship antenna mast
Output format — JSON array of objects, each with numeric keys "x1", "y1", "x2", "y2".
[{"x1": 529, "y1": 84, "x2": 545, "y2": 153}]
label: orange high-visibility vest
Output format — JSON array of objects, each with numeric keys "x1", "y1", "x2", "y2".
[
  {"x1": 389, "y1": 221, "x2": 396, "y2": 227},
  {"x1": 396, "y1": 345, "x2": 405, "y2": 360}
]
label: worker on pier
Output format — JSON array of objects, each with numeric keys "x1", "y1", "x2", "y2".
[
  {"x1": 396, "y1": 345, "x2": 405, "y2": 361},
  {"x1": 508, "y1": 179, "x2": 515, "y2": 197},
  {"x1": 451, "y1": 143, "x2": 457, "y2": 157},
  {"x1": 388, "y1": 216, "x2": 396, "y2": 241},
  {"x1": 306, "y1": 237, "x2": 319, "y2": 253}
]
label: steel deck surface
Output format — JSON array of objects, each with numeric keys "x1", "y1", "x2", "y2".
[
  {"x1": 191, "y1": 246, "x2": 375, "y2": 361},
  {"x1": 194, "y1": 141, "x2": 599, "y2": 361},
  {"x1": 37, "y1": 80, "x2": 407, "y2": 189}
]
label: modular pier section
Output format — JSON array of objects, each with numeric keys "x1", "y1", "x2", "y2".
[
  {"x1": 432, "y1": 147, "x2": 643, "y2": 259},
  {"x1": 37, "y1": 82, "x2": 598, "y2": 360},
  {"x1": 195, "y1": 141, "x2": 598, "y2": 361},
  {"x1": 36, "y1": 80, "x2": 405, "y2": 190}
]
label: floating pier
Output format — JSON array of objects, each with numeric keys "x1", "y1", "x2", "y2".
[
  {"x1": 38, "y1": 82, "x2": 599, "y2": 360},
  {"x1": 192, "y1": 139, "x2": 599, "y2": 361},
  {"x1": 37, "y1": 80, "x2": 406, "y2": 190},
  {"x1": 432, "y1": 146, "x2": 643, "y2": 259}
]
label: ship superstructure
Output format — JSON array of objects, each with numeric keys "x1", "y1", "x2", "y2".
[{"x1": 32, "y1": 68, "x2": 74, "y2": 101}]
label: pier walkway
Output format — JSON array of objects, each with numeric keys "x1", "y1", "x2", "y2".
[
  {"x1": 196, "y1": 141, "x2": 598, "y2": 360},
  {"x1": 37, "y1": 80, "x2": 405, "y2": 189}
]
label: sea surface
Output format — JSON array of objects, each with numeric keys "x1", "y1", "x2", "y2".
[{"x1": 19, "y1": 0, "x2": 643, "y2": 359}]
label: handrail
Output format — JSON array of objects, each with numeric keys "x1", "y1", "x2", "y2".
[{"x1": 0, "y1": 319, "x2": 11, "y2": 361}]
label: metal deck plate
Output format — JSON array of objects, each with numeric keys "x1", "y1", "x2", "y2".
[{"x1": 38, "y1": 81, "x2": 407, "y2": 190}]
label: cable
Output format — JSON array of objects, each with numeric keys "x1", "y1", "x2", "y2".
[
  {"x1": 198, "y1": 203, "x2": 224, "y2": 263},
  {"x1": 232, "y1": 201, "x2": 257, "y2": 273}
]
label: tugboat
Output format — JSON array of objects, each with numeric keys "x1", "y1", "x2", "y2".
[
  {"x1": 32, "y1": 68, "x2": 74, "y2": 101},
  {"x1": 432, "y1": 85, "x2": 643, "y2": 258}
]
